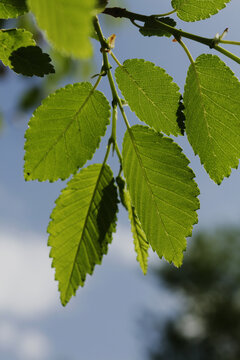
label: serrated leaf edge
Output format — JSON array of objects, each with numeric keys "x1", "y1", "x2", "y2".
[
  {"x1": 123, "y1": 125, "x2": 200, "y2": 266},
  {"x1": 115, "y1": 58, "x2": 181, "y2": 136},
  {"x1": 172, "y1": 0, "x2": 231, "y2": 22},
  {"x1": 48, "y1": 164, "x2": 118, "y2": 305},
  {"x1": 24, "y1": 82, "x2": 111, "y2": 182},
  {"x1": 184, "y1": 54, "x2": 240, "y2": 184}
]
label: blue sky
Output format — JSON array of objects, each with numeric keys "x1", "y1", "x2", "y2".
[{"x1": 1, "y1": 0, "x2": 240, "y2": 359}]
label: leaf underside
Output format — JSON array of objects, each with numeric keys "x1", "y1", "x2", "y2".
[
  {"x1": 0, "y1": 0, "x2": 27, "y2": 18},
  {"x1": 24, "y1": 82, "x2": 110, "y2": 181},
  {"x1": 27, "y1": 0, "x2": 95, "y2": 59},
  {"x1": 172, "y1": 0, "x2": 231, "y2": 22},
  {"x1": 48, "y1": 164, "x2": 118, "y2": 306},
  {"x1": 184, "y1": 54, "x2": 240, "y2": 184},
  {"x1": 139, "y1": 17, "x2": 176, "y2": 38},
  {"x1": 117, "y1": 176, "x2": 149, "y2": 274},
  {"x1": 0, "y1": 29, "x2": 35, "y2": 67},
  {"x1": 122, "y1": 125, "x2": 199, "y2": 267},
  {"x1": 115, "y1": 59, "x2": 181, "y2": 136},
  {"x1": 9, "y1": 46, "x2": 55, "y2": 77}
]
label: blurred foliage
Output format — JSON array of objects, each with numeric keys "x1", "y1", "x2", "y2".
[
  {"x1": 0, "y1": 13, "x2": 95, "y2": 117},
  {"x1": 0, "y1": 2, "x2": 125, "y2": 121},
  {"x1": 146, "y1": 228, "x2": 240, "y2": 360}
]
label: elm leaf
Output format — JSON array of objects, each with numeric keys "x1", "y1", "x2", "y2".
[
  {"x1": 27, "y1": 0, "x2": 95, "y2": 59},
  {"x1": 122, "y1": 125, "x2": 199, "y2": 267},
  {"x1": 115, "y1": 59, "x2": 181, "y2": 136},
  {"x1": 0, "y1": 0, "x2": 27, "y2": 19},
  {"x1": 0, "y1": 29, "x2": 35, "y2": 68},
  {"x1": 172, "y1": 0, "x2": 231, "y2": 22},
  {"x1": 9, "y1": 45, "x2": 55, "y2": 77},
  {"x1": 184, "y1": 54, "x2": 240, "y2": 184},
  {"x1": 139, "y1": 17, "x2": 176, "y2": 38},
  {"x1": 117, "y1": 176, "x2": 149, "y2": 274},
  {"x1": 48, "y1": 164, "x2": 118, "y2": 306},
  {"x1": 24, "y1": 82, "x2": 110, "y2": 181}
]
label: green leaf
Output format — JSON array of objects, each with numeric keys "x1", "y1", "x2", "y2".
[
  {"x1": 184, "y1": 54, "x2": 240, "y2": 184},
  {"x1": 122, "y1": 125, "x2": 199, "y2": 267},
  {"x1": 0, "y1": 0, "x2": 27, "y2": 19},
  {"x1": 115, "y1": 59, "x2": 181, "y2": 136},
  {"x1": 27, "y1": 0, "x2": 95, "y2": 59},
  {"x1": 116, "y1": 176, "x2": 149, "y2": 274},
  {"x1": 0, "y1": 29, "x2": 35, "y2": 67},
  {"x1": 24, "y1": 83, "x2": 110, "y2": 181},
  {"x1": 48, "y1": 164, "x2": 118, "y2": 306},
  {"x1": 139, "y1": 17, "x2": 176, "y2": 38},
  {"x1": 172, "y1": 0, "x2": 231, "y2": 22},
  {"x1": 9, "y1": 45, "x2": 55, "y2": 77}
]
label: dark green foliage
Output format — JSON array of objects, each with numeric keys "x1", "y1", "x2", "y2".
[
  {"x1": 9, "y1": 46, "x2": 55, "y2": 77},
  {"x1": 176, "y1": 96, "x2": 185, "y2": 135},
  {"x1": 0, "y1": 0, "x2": 27, "y2": 19},
  {"x1": 139, "y1": 17, "x2": 176, "y2": 38}
]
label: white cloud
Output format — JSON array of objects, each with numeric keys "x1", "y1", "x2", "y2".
[
  {"x1": 110, "y1": 226, "x2": 136, "y2": 264},
  {"x1": 109, "y1": 225, "x2": 162, "y2": 267},
  {"x1": 0, "y1": 321, "x2": 51, "y2": 360},
  {"x1": 18, "y1": 329, "x2": 51, "y2": 360},
  {"x1": 0, "y1": 229, "x2": 59, "y2": 319},
  {"x1": 0, "y1": 321, "x2": 17, "y2": 350},
  {"x1": 0, "y1": 223, "x2": 161, "y2": 321}
]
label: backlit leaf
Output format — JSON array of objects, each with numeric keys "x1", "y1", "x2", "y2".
[
  {"x1": 24, "y1": 82, "x2": 110, "y2": 181},
  {"x1": 0, "y1": 29, "x2": 35, "y2": 67},
  {"x1": 0, "y1": 0, "x2": 27, "y2": 19},
  {"x1": 184, "y1": 54, "x2": 240, "y2": 184},
  {"x1": 172, "y1": 0, "x2": 231, "y2": 22},
  {"x1": 117, "y1": 176, "x2": 149, "y2": 274},
  {"x1": 27, "y1": 0, "x2": 95, "y2": 59},
  {"x1": 122, "y1": 125, "x2": 199, "y2": 267},
  {"x1": 115, "y1": 59, "x2": 181, "y2": 136},
  {"x1": 48, "y1": 164, "x2": 118, "y2": 306}
]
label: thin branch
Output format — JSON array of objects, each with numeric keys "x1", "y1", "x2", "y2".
[{"x1": 103, "y1": 7, "x2": 240, "y2": 65}]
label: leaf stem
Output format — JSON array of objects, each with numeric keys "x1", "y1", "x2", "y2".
[
  {"x1": 177, "y1": 39, "x2": 195, "y2": 66},
  {"x1": 214, "y1": 45, "x2": 240, "y2": 64},
  {"x1": 109, "y1": 51, "x2": 122, "y2": 67},
  {"x1": 110, "y1": 100, "x2": 117, "y2": 149},
  {"x1": 93, "y1": 16, "x2": 131, "y2": 132},
  {"x1": 219, "y1": 40, "x2": 240, "y2": 46},
  {"x1": 93, "y1": 16, "x2": 127, "y2": 164},
  {"x1": 102, "y1": 138, "x2": 112, "y2": 166},
  {"x1": 92, "y1": 73, "x2": 102, "y2": 91},
  {"x1": 151, "y1": 9, "x2": 176, "y2": 17},
  {"x1": 103, "y1": 7, "x2": 240, "y2": 65}
]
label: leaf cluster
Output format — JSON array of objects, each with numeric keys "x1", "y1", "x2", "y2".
[{"x1": 0, "y1": 0, "x2": 240, "y2": 306}]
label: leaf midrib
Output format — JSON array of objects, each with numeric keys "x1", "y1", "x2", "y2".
[
  {"x1": 64, "y1": 165, "x2": 108, "y2": 302},
  {"x1": 189, "y1": 61, "x2": 213, "y2": 151},
  {"x1": 120, "y1": 64, "x2": 177, "y2": 132},
  {"x1": 127, "y1": 128, "x2": 170, "y2": 240},
  {"x1": 26, "y1": 85, "x2": 96, "y2": 178}
]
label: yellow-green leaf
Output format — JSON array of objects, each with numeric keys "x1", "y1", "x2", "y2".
[
  {"x1": 0, "y1": 29, "x2": 35, "y2": 67},
  {"x1": 27, "y1": 0, "x2": 95, "y2": 59},
  {"x1": 48, "y1": 164, "x2": 118, "y2": 306},
  {"x1": 122, "y1": 125, "x2": 199, "y2": 267},
  {"x1": 24, "y1": 83, "x2": 110, "y2": 181},
  {"x1": 184, "y1": 54, "x2": 240, "y2": 184}
]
